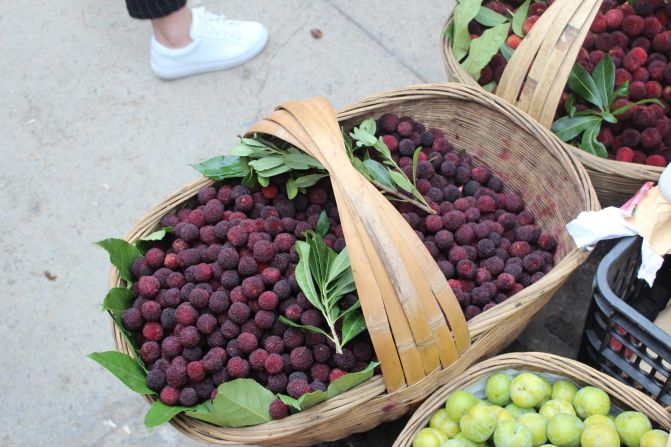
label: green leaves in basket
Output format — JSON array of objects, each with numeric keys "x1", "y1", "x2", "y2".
[
  {"x1": 462, "y1": 22, "x2": 511, "y2": 80},
  {"x1": 278, "y1": 362, "x2": 379, "y2": 413},
  {"x1": 135, "y1": 227, "x2": 173, "y2": 253},
  {"x1": 452, "y1": 0, "x2": 483, "y2": 61},
  {"x1": 95, "y1": 238, "x2": 142, "y2": 282},
  {"x1": 511, "y1": 0, "x2": 531, "y2": 37},
  {"x1": 102, "y1": 287, "x2": 135, "y2": 312},
  {"x1": 551, "y1": 55, "x2": 663, "y2": 158},
  {"x1": 144, "y1": 402, "x2": 210, "y2": 429},
  {"x1": 202, "y1": 379, "x2": 275, "y2": 427},
  {"x1": 474, "y1": 6, "x2": 508, "y2": 27},
  {"x1": 348, "y1": 119, "x2": 435, "y2": 214},
  {"x1": 280, "y1": 214, "x2": 362, "y2": 354},
  {"x1": 88, "y1": 351, "x2": 153, "y2": 395},
  {"x1": 191, "y1": 155, "x2": 246, "y2": 180}
]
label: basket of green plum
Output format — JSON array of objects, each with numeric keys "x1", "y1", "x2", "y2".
[{"x1": 395, "y1": 352, "x2": 671, "y2": 447}]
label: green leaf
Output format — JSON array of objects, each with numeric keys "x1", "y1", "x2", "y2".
[
  {"x1": 108, "y1": 310, "x2": 144, "y2": 370},
  {"x1": 610, "y1": 81, "x2": 630, "y2": 107},
  {"x1": 341, "y1": 310, "x2": 367, "y2": 347},
  {"x1": 389, "y1": 170, "x2": 414, "y2": 193},
  {"x1": 452, "y1": 0, "x2": 482, "y2": 61},
  {"x1": 474, "y1": 6, "x2": 509, "y2": 26},
  {"x1": 360, "y1": 118, "x2": 376, "y2": 135},
  {"x1": 207, "y1": 379, "x2": 275, "y2": 427},
  {"x1": 412, "y1": 147, "x2": 421, "y2": 184},
  {"x1": 293, "y1": 173, "x2": 328, "y2": 188},
  {"x1": 191, "y1": 155, "x2": 246, "y2": 180},
  {"x1": 592, "y1": 54, "x2": 615, "y2": 107},
  {"x1": 511, "y1": 0, "x2": 531, "y2": 37},
  {"x1": 230, "y1": 143, "x2": 258, "y2": 157},
  {"x1": 567, "y1": 63, "x2": 604, "y2": 110},
  {"x1": 373, "y1": 139, "x2": 392, "y2": 160},
  {"x1": 283, "y1": 152, "x2": 324, "y2": 170},
  {"x1": 551, "y1": 115, "x2": 602, "y2": 142},
  {"x1": 135, "y1": 227, "x2": 174, "y2": 252},
  {"x1": 294, "y1": 241, "x2": 322, "y2": 312},
  {"x1": 286, "y1": 178, "x2": 298, "y2": 199},
  {"x1": 316, "y1": 211, "x2": 330, "y2": 237},
  {"x1": 482, "y1": 81, "x2": 497, "y2": 92},
  {"x1": 326, "y1": 248, "x2": 351, "y2": 283},
  {"x1": 565, "y1": 93, "x2": 577, "y2": 117},
  {"x1": 256, "y1": 164, "x2": 291, "y2": 177},
  {"x1": 611, "y1": 97, "x2": 663, "y2": 117},
  {"x1": 279, "y1": 316, "x2": 331, "y2": 338},
  {"x1": 600, "y1": 111, "x2": 617, "y2": 123},
  {"x1": 462, "y1": 23, "x2": 511, "y2": 80},
  {"x1": 95, "y1": 238, "x2": 143, "y2": 282},
  {"x1": 102, "y1": 287, "x2": 135, "y2": 311},
  {"x1": 297, "y1": 390, "x2": 327, "y2": 410},
  {"x1": 257, "y1": 175, "x2": 270, "y2": 187},
  {"x1": 248, "y1": 157, "x2": 284, "y2": 172},
  {"x1": 241, "y1": 169, "x2": 257, "y2": 187},
  {"x1": 363, "y1": 159, "x2": 395, "y2": 189},
  {"x1": 581, "y1": 121, "x2": 608, "y2": 158},
  {"x1": 326, "y1": 362, "x2": 378, "y2": 399},
  {"x1": 144, "y1": 401, "x2": 194, "y2": 428},
  {"x1": 500, "y1": 44, "x2": 514, "y2": 61},
  {"x1": 278, "y1": 394, "x2": 302, "y2": 412},
  {"x1": 88, "y1": 351, "x2": 152, "y2": 394},
  {"x1": 445, "y1": 20, "x2": 455, "y2": 40}
]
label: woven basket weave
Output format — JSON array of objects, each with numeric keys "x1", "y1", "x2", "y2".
[
  {"x1": 394, "y1": 352, "x2": 671, "y2": 446},
  {"x1": 108, "y1": 83, "x2": 598, "y2": 446},
  {"x1": 441, "y1": 0, "x2": 665, "y2": 207}
]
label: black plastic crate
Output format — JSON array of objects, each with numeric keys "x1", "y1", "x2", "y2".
[{"x1": 580, "y1": 236, "x2": 671, "y2": 406}]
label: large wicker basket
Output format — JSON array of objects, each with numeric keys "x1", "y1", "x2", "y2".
[
  {"x1": 394, "y1": 352, "x2": 671, "y2": 446},
  {"x1": 108, "y1": 83, "x2": 599, "y2": 446},
  {"x1": 441, "y1": 0, "x2": 665, "y2": 207}
]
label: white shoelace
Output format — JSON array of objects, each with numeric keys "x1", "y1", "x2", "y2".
[{"x1": 192, "y1": 7, "x2": 244, "y2": 42}]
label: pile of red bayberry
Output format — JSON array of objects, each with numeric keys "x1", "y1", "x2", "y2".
[
  {"x1": 121, "y1": 113, "x2": 557, "y2": 410},
  {"x1": 471, "y1": 0, "x2": 671, "y2": 167}
]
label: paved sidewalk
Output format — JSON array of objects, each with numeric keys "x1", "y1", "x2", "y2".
[{"x1": 1, "y1": 1, "x2": 454, "y2": 445}]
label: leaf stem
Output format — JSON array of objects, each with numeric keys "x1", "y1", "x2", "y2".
[{"x1": 369, "y1": 178, "x2": 436, "y2": 214}]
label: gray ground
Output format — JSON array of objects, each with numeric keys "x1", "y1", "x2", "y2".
[{"x1": 1, "y1": 0, "x2": 604, "y2": 445}]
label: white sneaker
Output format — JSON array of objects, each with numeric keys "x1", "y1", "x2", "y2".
[{"x1": 150, "y1": 7, "x2": 268, "y2": 80}]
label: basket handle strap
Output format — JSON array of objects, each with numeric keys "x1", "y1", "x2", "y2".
[
  {"x1": 245, "y1": 97, "x2": 470, "y2": 391},
  {"x1": 497, "y1": 0, "x2": 603, "y2": 128}
]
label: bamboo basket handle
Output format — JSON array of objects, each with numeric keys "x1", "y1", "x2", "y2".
[
  {"x1": 497, "y1": 0, "x2": 603, "y2": 128},
  {"x1": 245, "y1": 97, "x2": 470, "y2": 391}
]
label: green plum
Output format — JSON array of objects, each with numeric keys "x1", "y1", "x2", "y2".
[
  {"x1": 511, "y1": 373, "x2": 547, "y2": 408},
  {"x1": 446, "y1": 390, "x2": 480, "y2": 422},
  {"x1": 505, "y1": 402, "x2": 537, "y2": 418},
  {"x1": 580, "y1": 423, "x2": 620, "y2": 447},
  {"x1": 454, "y1": 432, "x2": 486, "y2": 447},
  {"x1": 460, "y1": 404, "x2": 497, "y2": 443},
  {"x1": 573, "y1": 386, "x2": 610, "y2": 418},
  {"x1": 486, "y1": 373, "x2": 512, "y2": 406},
  {"x1": 539, "y1": 399, "x2": 576, "y2": 421},
  {"x1": 518, "y1": 413, "x2": 548, "y2": 447},
  {"x1": 442, "y1": 440, "x2": 472, "y2": 447},
  {"x1": 615, "y1": 412, "x2": 653, "y2": 447},
  {"x1": 429, "y1": 408, "x2": 460, "y2": 437},
  {"x1": 547, "y1": 413, "x2": 584, "y2": 447},
  {"x1": 537, "y1": 377, "x2": 553, "y2": 408},
  {"x1": 640, "y1": 429, "x2": 669, "y2": 447},
  {"x1": 412, "y1": 428, "x2": 445, "y2": 447},
  {"x1": 584, "y1": 415, "x2": 616, "y2": 430},
  {"x1": 552, "y1": 380, "x2": 578, "y2": 403},
  {"x1": 493, "y1": 419, "x2": 533, "y2": 447}
]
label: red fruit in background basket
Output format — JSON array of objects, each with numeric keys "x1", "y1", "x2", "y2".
[
  {"x1": 591, "y1": 13, "x2": 607, "y2": 33},
  {"x1": 643, "y1": 17, "x2": 662, "y2": 39},
  {"x1": 632, "y1": 67, "x2": 649, "y2": 83},
  {"x1": 614, "y1": 68, "x2": 632, "y2": 86},
  {"x1": 652, "y1": 31, "x2": 671, "y2": 52},
  {"x1": 583, "y1": 32, "x2": 595, "y2": 50},
  {"x1": 507, "y1": 35, "x2": 522, "y2": 49},
  {"x1": 645, "y1": 80, "x2": 662, "y2": 98},
  {"x1": 622, "y1": 14, "x2": 644, "y2": 37},
  {"x1": 269, "y1": 400, "x2": 289, "y2": 420},
  {"x1": 605, "y1": 8, "x2": 624, "y2": 29},
  {"x1": 633, "y1": 150, "x2": 648, "y2": 164},
  {"x1": 648, "y1": 60, "x2": 666, "y2": 81},
  {"x1": 595, "y1": 34, "x2": 614, "y2": 52},
  {"x1": 382, "y1": 134, "x2": 398, "y2": 152},
  {"x1": 597, "y1": 127, "x2": 613, "y2": 148},
  {"x1": 529, "y1": 3, "x2": 546, "y2": 16},
  {"x1": 589, "y1": 50, "x2": 605, "y2": 66},
  {"x1": 615, "y1": 147, "x2": 635, "y2": 162},
  {"x1": 485, "y1": 1, "x2": 509, "y2": 15},
  {"x1": 523, "y1": 15, "x2": 539, "y2": 35},
  {"x1": 647, "y1": 154, "x2": 667, "y2": 166},
  {"x1": 629, "y1": 81, "x2": 648, "y2": 101},
  {"x1": 633, "y1": 0, "x2": 655, "y2": 17}
]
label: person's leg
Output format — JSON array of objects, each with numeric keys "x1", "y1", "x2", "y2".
[
  {"x1": 126, "y1": 0, "x2": 268, "y2": 80},
  {"x1": 150, "y1": 6, "x2": 192, "y2": 49}
]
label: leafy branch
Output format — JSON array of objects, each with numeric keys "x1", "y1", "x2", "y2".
[
  {"x1": 280, "y1": 212, "x2": 364, "y2": 354},
  {"x1": 192, "y1": 122, "x2": 435, "y2": 213},
  {"x1": 552, "y1": 55, "x2": 662, "y2": 158}
]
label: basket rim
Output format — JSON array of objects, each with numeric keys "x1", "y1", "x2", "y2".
[
  {"x1": 393, "y1": 351, "x2": 671, "y2": 447},
  {"x1": 106, "y1": 83, "x2": 599, "y2": 444},
  {"x1": 595, "y1": 236, "x2": 671, "y2": 347},
  {"x1": 440, "y1": 15, "x2": 665, "y2": 181}
]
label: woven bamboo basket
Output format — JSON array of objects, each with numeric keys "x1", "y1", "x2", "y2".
[
  {"x1": 108, "y1": 83, "x2": 599, "y2": 446},
  {"x1": 394, "y1": 352, "x2": 671, "y2": 446},
  {"x1": 441, "y1": 0, "x2": 665, "y2": 207}
]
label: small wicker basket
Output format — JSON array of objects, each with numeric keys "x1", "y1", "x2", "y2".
[
  {"x1": 108, "y1": 83, "x2": 598, "y2": 446},
  {"x1": 394, "y1": 352, "x2": 671, "y2": 447},
  {"x1": 441, "y1": 0, "x2": 665, "y2": 207}
]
